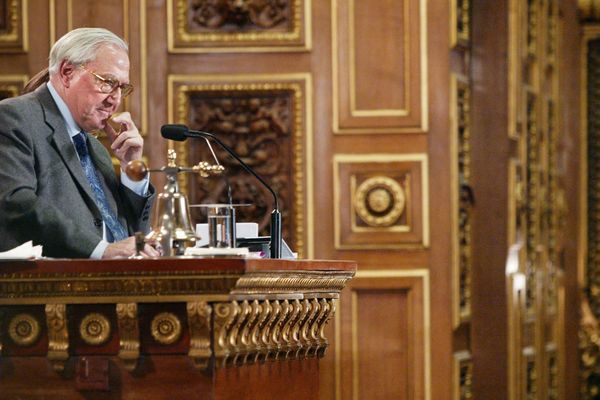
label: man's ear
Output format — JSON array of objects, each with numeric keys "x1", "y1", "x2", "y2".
[{"x1": 57, "y1": 60, "x2": 77, "y2": 88}]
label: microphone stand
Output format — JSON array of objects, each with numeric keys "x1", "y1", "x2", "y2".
[{"x1": 184, "y1": 129, "x2": 282, "y2": 259}]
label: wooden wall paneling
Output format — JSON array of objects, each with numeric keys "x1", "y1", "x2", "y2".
[
  {"x1": 332, "y1": 0, "x2": 428, "y2": 133},
  {"x1": 0, "y1": 73, "x2": 26, "y2": 99},
  {"x1": 336, "y1": 270, "x2": 430, "y2": 400}
]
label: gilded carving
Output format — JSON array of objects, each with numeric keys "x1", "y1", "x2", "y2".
[
  {"x1": 116, "y1": 303, "x2": 140, "y2": 371},
  {"x1": 452, "y1": 0, "x2": 470, "y2": 46},
  {"x1": 190, "y1": 0, "x2": 291, "y2": 30},
  {"x1": 187, "y1": 301, "x2": 212, "y2": 368},
  {"x1": 454, "y1": 351, "x2": 473, "y2": 400},
  {"x1": 79, "y1": 313, "x2": 111, "y2": 346},
  {"x1": 455, "y1": 77, "x2": 473, "y2": 324},
  {"x1": 170, "y1": 0, "x2": 308, "y2": 51},
  {"x1": 151, "y1": 312, "x2": 182, "y2": 345},
  {"x1": 45, "y1": 303, "x2": 69, "y2": 372},
  {"x1": 8, "y1": 313, "x2": 40, "y2": 346},
  {"x1": 353, "y1": 176, "x2": 406, "y2": 227}
]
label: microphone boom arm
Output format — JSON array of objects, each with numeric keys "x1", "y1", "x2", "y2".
[{"x1": 163, "y1": 125, "x2": 282, "y2": 259}]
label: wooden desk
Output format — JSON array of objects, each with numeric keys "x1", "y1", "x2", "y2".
[{"x1": 0, "y1": 258, "x2": 355, "y2": 399}]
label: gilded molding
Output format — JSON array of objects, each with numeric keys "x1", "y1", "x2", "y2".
[
  {"x1": 116, "y1": 303, "x2": 140, "y2": 371},
  {"x1": 8, "y1": 313, "x2": 40, "y2": 346},
  {"x1": 45, "y1": 303, "x2": 69, "y2": 372},
  {"x1": 151, "y1": 312, "x2": 182, "y2": 345}
]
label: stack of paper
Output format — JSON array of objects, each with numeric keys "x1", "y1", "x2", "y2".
[{"x1": 0, "y1": 241, "x2": 42, "y2": 260}]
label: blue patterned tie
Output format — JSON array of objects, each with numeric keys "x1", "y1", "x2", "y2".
[{"x1": 73, "y1": 132, "x2": 128, "y2": 242}]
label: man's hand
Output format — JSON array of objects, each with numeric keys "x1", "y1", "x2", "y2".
[
  {"x1": 104, "y1": 111, "x2": 143, "y2": 167},
  {"x1": 101, "y1": 236, "x2": 161, "y2": 259}
]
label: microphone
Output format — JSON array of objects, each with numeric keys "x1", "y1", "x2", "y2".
[{"x1": 161, "y1": 124, "x2": 282, "y2": 259}]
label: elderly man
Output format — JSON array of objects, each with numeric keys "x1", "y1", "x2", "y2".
[{"x1": 0, "y1": 27, "x2": 158, "y2": 258}]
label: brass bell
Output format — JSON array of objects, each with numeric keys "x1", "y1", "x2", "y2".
[
  {"x1": 145, "y1": 173, "x2": 196, "y2": 256},
  {"x1": 126, "y1": 150, "x2": 224, "y2": 257},
  {"x1": 126, "y1": 153, "x2": 196, "y2": 256}
]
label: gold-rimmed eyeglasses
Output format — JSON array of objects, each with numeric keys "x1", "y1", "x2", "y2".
[{"x1": 81, "y1": 65, "x2": 133, "y2": 98}]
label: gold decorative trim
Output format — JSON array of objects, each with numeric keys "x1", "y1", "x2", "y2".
[
  {"x1": 167, "y1": 73, "x2": 313, "y2": 258},
  {"x1": 8, "y1": 313, "x2": 40, "y2": 346},
  {"x1": 331, "y1": 0, "x2": 428, "y2": 134},
  {"x1": 167, "y1": 0, "x2": 311, "y2": 53},
  {"x1": 333, "y1": 153, "x2": 430, "y2": 249},
  {"x1": 45, "y1": 303, "x2": 69, "y2": 372},
  {"x1": 187, "y1": 301, "x2": 212, "y2": 368},
  {"x1": 151, "y1": 312, "x2": 182, "y2": 345},
  {"x1": 0, "y1": 308, "x2": 4, "y2": 355},
  {"x1": 116, "y1": 303, "x2": 139, "y2": 371}
]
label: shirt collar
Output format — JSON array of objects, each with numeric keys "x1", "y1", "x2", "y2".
[{"x1": 47, "y1": 81, "x2": 82, "y2": 138}]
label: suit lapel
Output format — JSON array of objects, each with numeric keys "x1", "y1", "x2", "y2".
[{"x1": 37, "y1": 85, "x2": 99, "y2": 208}]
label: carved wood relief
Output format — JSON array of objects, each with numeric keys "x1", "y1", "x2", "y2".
[
  {"x1": 169, "y1": 74, "x2": 311, "y2": 256},
  {"x1": 333, "y1": 154, "x2": 429, "y2": 249},
  {"x1": 168, "y1": 0, "x2": 310, "y2": 52},
  {"x1": 0, "y1": 0, "x2": 27, "y2": 53},
  {"x1": 332, "y1": 0, "x2": 427, "y2": 133}
]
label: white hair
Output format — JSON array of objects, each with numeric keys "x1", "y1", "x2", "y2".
[{"x1": 48, "y1": 28, "x2": 128, "y2": 76}]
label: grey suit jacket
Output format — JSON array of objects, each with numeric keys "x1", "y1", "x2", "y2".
[{"x1": 0, "y1": 84, "x2": 154, "y2": 258}]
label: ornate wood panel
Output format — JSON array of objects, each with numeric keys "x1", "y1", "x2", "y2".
[
  {"x1": 167, "y1": 0, "x2": 311, "y2": 52},
  {"x1": 333, "y1": 154, "x2": 429, "y2": 249},
  {"x1": 0, "y1": 74, "x2": 26, "y2": 99},
  {"x1": 168, "y1": 74, "x2": 312, "y2": 257}
]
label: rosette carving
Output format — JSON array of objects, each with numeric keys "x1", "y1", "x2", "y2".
[
  {"x1": 80, "y1": 313, "x2": 111, "y2": 346},
  {"x1": 354, "y1": 176, "x2": 406, "y2": 227},
  {"x1": 8, "y1": 313, "x2": 40, "y2": 346},
  {"x1": 151, "y1": 313, "x2": 182, "y2": 345}
]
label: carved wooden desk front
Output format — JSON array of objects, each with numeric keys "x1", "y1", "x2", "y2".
[{"x1": 0, "y1": 258, "x2": 355, "y2": 399}]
